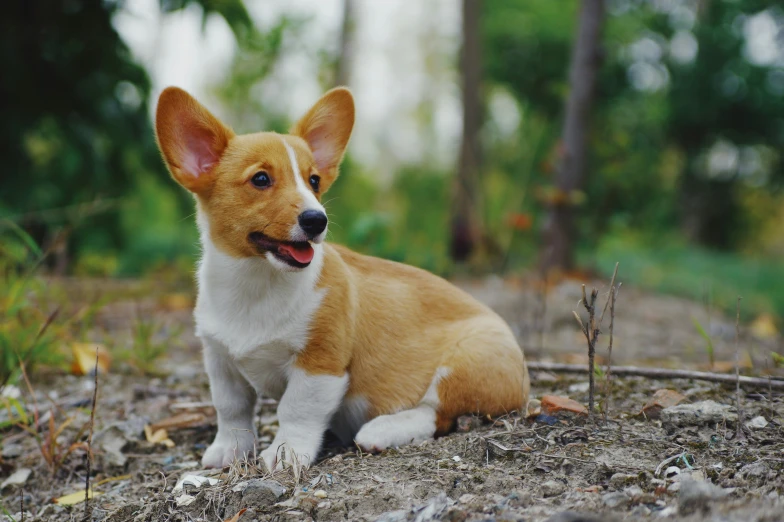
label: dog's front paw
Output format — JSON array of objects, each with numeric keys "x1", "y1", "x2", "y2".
[
  {"x1": 202, "y1": 431, "x2": 256, "y2": 468},
  {"x1": 260, "y1": 440, "x2": 316, "y2": 473}
]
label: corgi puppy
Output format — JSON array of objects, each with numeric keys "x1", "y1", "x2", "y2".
[{"x1": 155, "y1": 86, "x2": 529, "y2": 471}]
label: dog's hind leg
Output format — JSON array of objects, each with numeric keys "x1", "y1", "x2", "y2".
[{"x1": 353, "y1": 368, "x2": 447, "y2": 452}]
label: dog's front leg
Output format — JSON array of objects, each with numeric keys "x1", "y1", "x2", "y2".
[
  {"x1": 201, "y1": 337, "x2": 257, "y2": 468},
  {"x1": 261, "y1": 367, "x2": 348, "y2": 471}
]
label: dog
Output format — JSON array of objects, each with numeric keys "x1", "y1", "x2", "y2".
[{"x1": 154, "y1": 86, "x2": 529, "y2": 471}]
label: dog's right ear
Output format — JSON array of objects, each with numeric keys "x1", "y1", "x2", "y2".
[{"x1": 155, "y1": 87, "x2": 234, "y2": 194}]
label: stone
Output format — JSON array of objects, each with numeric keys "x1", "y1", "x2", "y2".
[
  {"x1": 609, "y1": 473, "x2": 637, "y2": 489},
  {"x1": 602, "y1": 492, "x2": 630, "y2": 509},
  {"x1": 745, "y1": 415, "x2": 768, "y2": 429},
  {"x1": 641, "y1": 389, "x2": 686, "y2": 419},
  {"x1": 234, "y1": 478, "x2": 286, "y2": 505},
  {"x1": 541, "y1": 480, "x2": 567, "y2": 497},
  {"x1": 1, "y1": 444, "x2": 23, "y2": 459},
  {"x1": 660, "y1": 400, "x2": 737, "y2": 428},
  {"x1": 678, "y1": 478, "x2": 730, "y2": 514},
  {"x1": 1, "y1": 468, "x2": 31, "y2": 489},
  {"x1": 541, "y1": 395, "x2": 588, "y2": 417},
  {"x1": 457, "y1": 494, "x2": 477, "y2": 504},
  {"x1": 623, "y1": 485, "x2": 643, "y2": 500}
]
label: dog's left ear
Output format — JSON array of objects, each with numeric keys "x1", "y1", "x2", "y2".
[{"x1": 291, "y1": 88, "x2": 355, "y2": 185}]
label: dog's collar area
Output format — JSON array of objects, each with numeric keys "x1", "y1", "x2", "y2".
[{"x1": 248, "y1": 231, "x2": 314, "y2": 268}]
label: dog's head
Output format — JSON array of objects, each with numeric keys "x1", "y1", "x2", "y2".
[{"x1": 155, "y1": 87, "x2": 354, "y2": 271}]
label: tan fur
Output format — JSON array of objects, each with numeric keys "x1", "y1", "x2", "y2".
[
  {"x1": 156, "y1": 86, "x2": 529, "y2": 438},
  {"x1": 298, "y1": 244, "x2": 529, "y2": 426}
]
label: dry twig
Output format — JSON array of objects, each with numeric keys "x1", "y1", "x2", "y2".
[
  {"x1": 527, "y1": 362, "x2": 784, "y2": 389},
  {"x1": 734, "y1": 297, "x2": 745, "y2": 440},
  {"x1": 604, "y1": 282, "x2": 621, "y2": 423},
  {"x1": 83, "y1": 349, "x2": 99, "y2": 521}
]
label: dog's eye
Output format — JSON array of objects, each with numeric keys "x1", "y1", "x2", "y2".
[
  {"x1": 251, "y1": 171, "x2": 271, "y2": 189},
  {"x1": 309, "y1": 174, "x2": 320, "y2": 193}
]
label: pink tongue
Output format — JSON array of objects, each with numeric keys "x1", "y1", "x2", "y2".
[{"x1": 279, "y1": 243, "x2": 314, "y2": 264}]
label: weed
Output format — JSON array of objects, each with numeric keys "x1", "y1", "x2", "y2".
[{"x1": 691, "y1": 317, "x2": 715, "y2": 369}]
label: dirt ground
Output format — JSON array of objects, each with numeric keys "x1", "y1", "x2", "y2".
[{"x1": 1, "y1": 275, "x2": 782, "y2": 522}]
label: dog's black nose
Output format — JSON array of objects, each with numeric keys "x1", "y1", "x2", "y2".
[{"x1": 298, "y1": 210, "x2": 328, "y2": 238}]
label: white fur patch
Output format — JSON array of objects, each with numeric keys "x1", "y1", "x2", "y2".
[
  {"x1": 195, "y1": 204, "x2": 330, "y2": 468},
  {"x1": 280, "y1": 137, "x2": 328, "y2": 244},
  {"x1": 354, "y1": 367, "x2": 449, "y2": 452},
  {"x1": 261, "y1": 368, "x2": 349, "y2": 470}
]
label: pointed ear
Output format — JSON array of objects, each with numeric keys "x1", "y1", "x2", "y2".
[
  {"x1": 155, "y1": 87, "x2": 234, "y2": 194},
  {"x1": 291, "y1": 87, "x2": 355, "y2": 180}
]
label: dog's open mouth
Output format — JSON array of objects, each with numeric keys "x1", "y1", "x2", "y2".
[{"x1": 249, "y1": 232, "x2": 314, "y2": 268}]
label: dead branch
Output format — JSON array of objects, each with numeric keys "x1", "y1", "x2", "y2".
[
  {"x1": 603, "y1": 282, "x2": 621, "y2": 423},
  {"x1": 735, "y1": 297, "x2": 745, "y2": 440},
  {"x1": 84, "y1": 349, "x2": 99, "y2": 521},
  {"x1": 527, "y1": 362, "x2": 784, "y2": 390}
]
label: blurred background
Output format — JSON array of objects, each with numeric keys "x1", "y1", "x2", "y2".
[{"x1": 2, "y1": 0, "x2": 784, "y2": 375}]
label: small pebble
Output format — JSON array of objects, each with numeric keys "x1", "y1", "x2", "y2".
[
  {"x1": 313, "y1": 490, "x2": 327, "y2": 499},
  {"x1": 541, "y1": 480, "x2": 566, "y2": 497}
]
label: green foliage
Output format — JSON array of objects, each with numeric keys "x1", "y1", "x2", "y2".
[
  {"x1": 0, "y1": 227, "x2": 66, "y2": 385},
  {"x1": 593, "y1": 229, "x2": 784, "y2": 319}
]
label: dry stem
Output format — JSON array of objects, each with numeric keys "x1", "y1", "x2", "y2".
[
  {"x1": 734, "y1": 296, "x2": 745, "y2": 440},
  {"x1": 83, "y1": 349, "x2": 99, "y2": 521},
  {"x1": 603, "y1": 282, "x2": 621, "y2": 423},
  {"x1": 527, "y1": 362, "x2": 784, "y2": 389}
]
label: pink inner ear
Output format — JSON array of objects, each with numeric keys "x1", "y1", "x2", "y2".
[
  {"x1": 308, "y1": 130, "x2": 337, "y2": 172},
  {"x1": 181, "y1": 128, "x2": 219, "y2": 177}
]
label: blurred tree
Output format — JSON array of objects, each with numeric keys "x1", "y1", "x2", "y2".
[
  {"x1": 451, "y1": 0, "x2": 484, "y2": 262},
  {"x1": 335, "y1": 0, "x2": 357, "y2": 87},
  {"x1": 541, "y1": 0, "x2": 606, "y2": 271},
  {"x1": 0, "y1": 0, "x2": 252, "y2": 273}
]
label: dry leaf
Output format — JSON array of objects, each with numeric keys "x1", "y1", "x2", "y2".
[
  {"x1": 54, "y1": 488, "x2": 100, "y2": 505},
  {"x1": 224, "y1": 508, "x2": 247, "y2": 522},
  {"x1": 70, "y1": 343, "x2": 110, "y2": 376},
  {"x1": 144, "y1": 424, "x2": 175, "y2": 448}
]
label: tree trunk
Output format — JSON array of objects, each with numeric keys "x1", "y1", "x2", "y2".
[
  {"x1": 540, "y1": 0, "x2": 605, "y2": 272},
  {"x1": 335, "y1": 0, "x2": 356, "y2": 87},
  {"x1": 451, "y1": 0, "x2": 483, "y2": 262}
]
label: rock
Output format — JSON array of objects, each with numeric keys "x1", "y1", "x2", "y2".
[
  {"x1": 1, "y1": 444, "x2": 23, "y2": 459},
  {"x1": 457, "y1": 494, "x2": 477, "y2": 505},
  {"x1": 541, "y1": 395, "x2": 588, "y2": 417},
  {"x1": 545, "y1": 512, "x2": 605, "y2": 522},
  {"x1": 233, "y1": 478, "x2": 286, "y2": 505},
  {"x1": 541, "y1": 480, "x2": 566, "y2": 497},
  {"x1": 609, "y1": 473, "x2": 637, "y2": 489},
  {"x1": 1, "y1": 468, "x2": 31, "y2": 489},
  {"x1": 173, "y1": 474, "x2": 221, "y2": 492},
  {"x1": 745, "y1": 415, "x2": 768, "y2": 429},
  {"x1": 602, "y1": 491, "x2": 630, "y2": 509},
  {"x1": 678, "y1": 478, "x2": 730, "y2": 514},
  {"x1": 641, "y1": 389, "x2": 686, "y2": 419},
  {"x1": 660, "y1": 400, "x2": 737, "y2": 428},
  {"x1": 623, "y1": 485, "x2": 643, "y2": 500},
  {"x1": 505, "y1": 490, "x2": 532, "y2": 508}
]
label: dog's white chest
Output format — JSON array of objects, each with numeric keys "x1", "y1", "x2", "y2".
[{"x1": 193, "y1": 233, "x2": 325, "y2": 398}]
